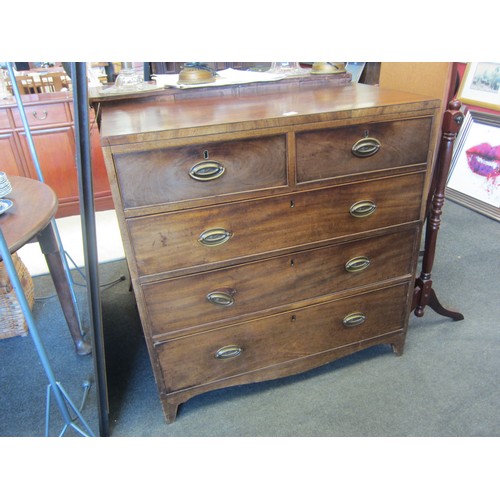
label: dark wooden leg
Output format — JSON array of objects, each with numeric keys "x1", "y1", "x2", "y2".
[
  {"x1": 412, "y1": 100, "x2": 465, "y2": 322},
  {"x1": 391, "y1": 336, "x2": 405, "y2": 356},
  {"x1": 37, "y1": 223, "x2": 92, "y2": 356},
  {"x1": 414, "y1": 278, "x2": 464, "y2": 321},
  {"x1": 426, "y1": 287, "x2": 464, "y2": 321},
  {"x1": 162, "y1": 399, "x2": 180, "y2": 424}
]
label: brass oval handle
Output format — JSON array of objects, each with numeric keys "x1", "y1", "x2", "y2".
[
  {"x1": 189, "y1": 161, "x2": 225, "y2": 181},
  {"x1": 345, "y1": 256, "x2": 371, "y2": 273},
  {"x1": 32, "y1": 110, "x2": 48, "y2": 120},
  {"x1": 342, "y1": 312, "x2": 366, "y2": 327},
  {"x1": 349, "y1": 200, "x2": 377, "y2": 218},
  {"x1": 215, "y1": 345, "x2": 242, "y2": 359},
  {"x1": 351, "y1": 137, "x2": 381, "y2": 158},
  {"x1": 207, "y1": 288, "x2": 236, "y2": 307},
  {"x1": 198, "y1": 228, "x2": 233, "y2": 246}
]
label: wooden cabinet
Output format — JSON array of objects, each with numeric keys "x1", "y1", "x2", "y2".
[
  {"x1": 0, "y1": 93, "x2": 113, "y2": 218},
  {"x1": 99, "y1": 81, "x2": 440, "y2": 423},
  {"x1": 0, "y1": 130, "x2": 25, "y2": 178}
]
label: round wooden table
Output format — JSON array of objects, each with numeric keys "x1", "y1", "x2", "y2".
[{"x1": 0, "y1": 176, "x2": 91, "y2": 355}]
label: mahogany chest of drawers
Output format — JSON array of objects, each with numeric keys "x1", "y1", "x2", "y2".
[{"x1": 99, "y1": 82, "x2": 440, "y2": 423}]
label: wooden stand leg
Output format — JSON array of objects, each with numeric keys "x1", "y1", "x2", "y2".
[
  {"x1": 414, "y1": 278, "x2": 464, "y2": 321},
  {"x1": 412, "y1": 100, "x2": 465, "y2": 322},
  {"x1": 37, "y1": 224, "x2": 92, "y2": 355}
]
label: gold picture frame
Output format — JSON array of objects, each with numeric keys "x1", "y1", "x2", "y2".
[{"x1": 457, "y1": 62, "x2": 500, "y2": 111}]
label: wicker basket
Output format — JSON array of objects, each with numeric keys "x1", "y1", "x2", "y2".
[{"x1": 0, "y1": 252, "x2": 35, "y2": 339}]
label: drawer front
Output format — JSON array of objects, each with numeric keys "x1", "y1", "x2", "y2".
[
  {"x1": 128, "y1": 172, "x2": 425, "y2": 277},
  {"x1": 12, "y1": 102, "x2": 69, "y2": 128},
  {"x1": 113, "y1": 135, "x2": 287, "y2": 208},
  {"x1": 143, "y1": 230, "x2": 416, "y2": 337},
  {"x1": 296, "y1": 117, "x2": 432, "y2": 183},
  {"x1": 157, "y1": 283, "x2": 408, "y2": 392}
]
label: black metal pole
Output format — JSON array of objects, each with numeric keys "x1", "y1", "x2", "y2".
[{"x1": 71, "y1": 62, "x2": 110, "y2": 437}]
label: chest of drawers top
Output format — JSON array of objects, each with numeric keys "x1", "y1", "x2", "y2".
[{"x1": 98, "y1": 83, "x2": 440, "y2": 146}]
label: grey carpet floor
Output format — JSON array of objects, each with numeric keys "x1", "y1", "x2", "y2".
[{"x1": 1, "y1": 200, "x2": 499, "y2": 437}]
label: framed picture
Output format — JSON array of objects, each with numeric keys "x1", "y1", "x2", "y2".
[
  {"x1": 457, "y1": 62, "x2": 500, "y2": 110},
  {"x1": 446, "y1": 110, "x2": 500, "y2": 221}
]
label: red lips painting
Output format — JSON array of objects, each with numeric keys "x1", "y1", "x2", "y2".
[
  {"x1": 447, "y1": 110, "x2": 500, "y2": 214},
  {"x1": 466, "y1": 143, "x2": 500, "y2": 180}
]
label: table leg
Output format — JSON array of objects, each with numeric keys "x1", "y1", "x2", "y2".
[{"x1": 37, "y1": 223, "x2": 92, "y2": 356}]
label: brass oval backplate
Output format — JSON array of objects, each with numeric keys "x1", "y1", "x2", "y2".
[
  {"x1": 342, "y1": 312, "x2": 366, "y2": 327},
  {"x1": 189, "y1": 161, "x2": 225, "y2": 181},
  {"x1": 207, "y1": 289, "x2": 236, "y2": 307},
  {"x1": 345, "y1": 256, "x2": 371, "y2": 273},
  {"x1": 198, "y1": 228, "x2": 233, "y2": 246},
  {"x1": 351, "y1": 137, "x2": 381, "y2": 158},
  {"x1": 215, "y1": 345, "x2": 242, "y2": 359},
  {"x1": 349, "y1": 200, "x2": 377, "y2": 218}
]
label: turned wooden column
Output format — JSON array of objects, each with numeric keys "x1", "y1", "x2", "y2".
[{"x1": 412, "y1": 99, "x2": 465, "y2": 321}]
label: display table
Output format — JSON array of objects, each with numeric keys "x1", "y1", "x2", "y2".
[{"x1": 0, "y1": 176, "x2": 91, "y2": 355}]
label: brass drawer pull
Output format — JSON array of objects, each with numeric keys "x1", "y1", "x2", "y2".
[
  {"x1": 349, "y1": 200, "x2": 377, "y2": 218},
  {"x1": 345, "y1": 256, "x2": 371, "y2": 273},
  {"x1": 198, "y1": 228, "x2": 233, "y2": 246},
  {"x1": 32, "y1": 110, "x2": 48, "y2": 120},
  {"x1": 342, "y1": 312, "x2": 366, "y2": 327},
  {"x1": 207, "y1": 288, "x2": 236, "y2": 307},
  {"x1": 189, "y1": 161, "x2": 225, "y2": 181},
  {"x1": 351, "y1": 137, "x2": 381, "y2": 158},
  {"x1": 215, "y1": 345, "x2": 242, "y2": 359}
]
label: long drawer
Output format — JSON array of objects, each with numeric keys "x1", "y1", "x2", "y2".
[
  {"x1": 12, "y1": 102, "x2": 70, "y2": 128},
  {"x1": 156, "y1": 283, "x2": 409, "y2": 393},
  {"x1": 128, "y1": 172, "x2": 425, "y2": 277},
  {"x1": 143, "y1": 230, "x2": 416, "y2": 338},
  {"x1": 295, "y1": 117, "x2": 432, "y2": 183},
  {"x1": 113, "y1": 135, "x2": 287, "y2": 209}
]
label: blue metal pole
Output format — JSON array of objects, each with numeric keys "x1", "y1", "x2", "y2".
[
  {"x1": 6, "y1": 63, "x2": 45, "y2": 182},
  {"x1": 6, "y1": 62, "x2": 85, "y2": 339},
  {"x1": 0, "y1": 228, "x2": 94, "y2": 436}
]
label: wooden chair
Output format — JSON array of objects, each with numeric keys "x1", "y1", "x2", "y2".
[
  {"x1": 38, "y1": 72, "x2": 66, "y2": 92},
  {"x1": 60, "y1": 73, "x2": 72, "y2": 90},
  {"x1": 13, "y1": 75, "x2": 39, "y2": 94}
]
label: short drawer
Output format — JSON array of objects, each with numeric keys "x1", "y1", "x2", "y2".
[
  {"x1": 12, "y1": 102, "x2": 70, "y2": 128},
  {"x1": 295, "y1": 117, "x2": 433, "y2": 183},
  {"x1": 112, "y1": 135, "x2": 287, "y2": 208},
  {"x1": 143, "y1": 230, "x2": 416, "y2": 338},
  {"x1": 128, "y1": 172, "x2": 425, "y2": 277},
  {"x1": 156, "y1": 283, "x2": 408, "y2": 392}
]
